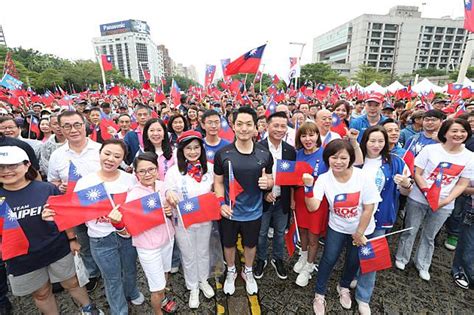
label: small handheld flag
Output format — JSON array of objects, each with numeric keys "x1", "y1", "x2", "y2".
[
  {"x1": 177, "y1": 193, "x2": 221, "y2": 228},
  {"x1": 120, "y1": 192, "x2": 165, "y2": 236},
  {"x1": 0, "y1": 198, "x2": 29, "y2": 260}
]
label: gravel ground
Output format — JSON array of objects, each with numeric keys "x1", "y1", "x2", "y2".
[{"x1": 9, "y1": 223, "x2": 474, "y2": 314}]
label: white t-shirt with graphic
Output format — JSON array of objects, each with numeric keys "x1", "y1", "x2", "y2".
[
  {"x1": 313, "y1": 167, "x2": 382, "y2": 235},
  {"x1": 410, "y1": 143, "x2": 474, "y2": 209}
]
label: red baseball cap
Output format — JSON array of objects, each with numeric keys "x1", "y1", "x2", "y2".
[
  {"x1": 365, "y1": 92, "x2": 384, "y2": 104},
  {"x1": 177, "y1": 130, "x2": 203, "y2": 144}
]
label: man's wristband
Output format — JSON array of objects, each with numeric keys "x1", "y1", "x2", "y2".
[{"x1": 304, "y1": 185, "x2": 314, "y2": 198}]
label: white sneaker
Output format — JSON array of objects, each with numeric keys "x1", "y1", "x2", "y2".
[
  {"x1": 357, "y1": 299, "x2": 371, "y2": 315},
  {"x1": 199, "y1": 280, "x2": 215, "y2": 299},
  {"x1": 267, "y1": 227, "x2": 274, "y2": 239},
  {"x1": 293, "y1": 253, "x2": 307, "y2": 273},
  {"x1": 418, "y1": 269, "x2": 430, "y2": 281},
  {"x1": 223, "y1": 269, "x2": 237, "y2": 295},
  {"x1": 395, "y1": 260, "x2": 405, "y2": 271},
  {"x1": 350, "y1": 279, "x2": 358, "y2": 289},
  {"x1": 241, "y1": 270, "x2": 258, "y2": 295},
  {"x1": 170, "y1": 266, "x2": 179, "y2": 274},
  {"x1": 295, "y1": 263, "x2": 314, "y2": 287},
  {"x1": 131, "y1": 292, "x2": 145, "y2": 305},
  {"x1": 189, "y1": 288, "x2": 200, "y2": 309},
  {"x1": 336, "y1": 285, "x2": 352, "y2": 309}
]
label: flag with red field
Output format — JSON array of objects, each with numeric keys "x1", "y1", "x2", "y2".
[
  {"x1": 464, "y1": 0, "x2": 474, "y2": 32},
  {"x1": 229, "y1": 161, "x2": 244, "y2": 204},
  {"x1": 67, "y1": 161, "x2": 82, "y2": 193},
  {"x1": 120, "y1": 192, "x2": 165, "y2": 236},
  {"x1": 101, "y1": 55, "x2": 113, "y2": 72},
  {"x1": 225, "y1": 44, "x2": 266, "y2": 76},
  {"x1": 170, "y1": 80, "x2": 181, "y2": 106},
  {"x1": 358, "y1": 237, "x2": 392, "y2": 274},
  {"x1": 334, "y1": 192, "x2": 360, "y2": 210},
  {"x1": 154, "y1": 88, "x2": 166, "y2": 104},
  {"x1": 47, "y1": 183, "x2": 113, "y2": 231},
  {"x1": 264, "y1": 98, "x2": 277, "y2": 117},
  {"x1": 426, "y1": 162, "x2": 465, "y2": 211},
  {"x1": 99, "y1": 118, "x2": 119, "y2": 141},
  {"x1": 29, "y1": 116, "x2": 40, "y2": 138},
  {"x1": 178, "y1": 193, "x2": 221, "y2": 228},
  {"x1": 272, "y1": 74, "x2": 280, "y2": 84},
  {"x1": 218, "y1": 116, "x2": 234, "y2": 142},
  {"x1": 107, "y1": 86, "x2": 121, "y2": 96},
  {"x1": 330, "y1": 113, "x2": 347, "y2": 137},
  {"x1": 0, "y1": 198, "x2": 29, "y2": 260},
  {"x1": 204, "y1": 65, "x2": 216, "y2": 89},
  {"x1": 447, "y1": 83, "x2": 463, "y2": 95},
  {"x1": 285, "y1": 220, "x2": 299, "y2": 257},
  {"x1": 402, "y1": 141, "x2": 417, "y2": 176},
  {"x1": 275, "y1": 160, "x2": 313, "y2": 186}
]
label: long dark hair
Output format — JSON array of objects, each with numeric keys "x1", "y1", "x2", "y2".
[
  {"x1": 37, "y1": 117, "x2": 51, "y2": 141},
  {"x1": 167, "y1": 114, "x2": 189, "y2": 135},
  {"x1": 360, "y1": 125, "x2": 391, "y2": 164},
  {"x1": 143, "y1": 118, "x2": 173, "y2": 160},
  {"x1": 176, "y1": 138, "x2": 208, "y2": 176}
]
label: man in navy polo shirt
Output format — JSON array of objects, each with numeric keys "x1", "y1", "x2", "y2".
[
  {"x1": 214, "y1": 107, "x2": 273, "y2": 296},
  {"x1": 350, "y1": 92, "x2": 387, "y2": 142}
]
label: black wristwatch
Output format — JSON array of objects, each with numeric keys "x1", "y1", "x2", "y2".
[{"x1": 68, "y1": 237, "x2": 78, "y2": 242}]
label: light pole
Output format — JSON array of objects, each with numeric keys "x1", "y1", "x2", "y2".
[{"x1": 289, "y1": 42, "x2": 306, "y2": 88}]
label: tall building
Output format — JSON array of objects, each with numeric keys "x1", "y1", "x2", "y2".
[
  {"x1": 157, "y1": 44, "x2": 172, "y2": 77},
  {"x1": 92, "y1": 19, "x2": 164, "y2": 83},
  {"x1": 312, "y1": 6, "x2": 473, "y2": 76},
  {"x1": 0, "y1": 25, "x2": 6, "y2": 46}
]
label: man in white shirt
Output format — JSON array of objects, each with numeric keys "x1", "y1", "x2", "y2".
[{"x1": 315, "y1": 109, "x2": 341, "y2": 147}]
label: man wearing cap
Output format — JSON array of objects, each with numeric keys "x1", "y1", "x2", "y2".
[
  {"x1": 47, "y1": 110, "x2": 102, "y2": 292},
  {"x1": 214, "y1": 106, "x2": 273, "y2": 296},
  {"x1": 381, "y1": 102, "x2": 396, "y2": 120},
  {"x1": 31, "y1": 103, "x2": 43, "y2": 116},
  {"x1": 432, "y1": 98, "x2": 449, "y2": 112},
  {"x1": 349, "y1": 93, "x2": 387, "y2": 142},
  {"x1": 399, "y1": 110, "x2": 424, "y2": 147}
]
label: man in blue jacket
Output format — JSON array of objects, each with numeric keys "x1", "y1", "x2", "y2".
[{"x1": 349, "y1": 93, "x2": 387, "y2": 142}]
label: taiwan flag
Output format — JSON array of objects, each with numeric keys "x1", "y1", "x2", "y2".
[
  {"x1": 330, "y1": 113, "x2": 347, "y2": 138},
  {"x1": 334, "y1": 192, "x2": 360, "y2": 213},
  {"x1": 154, "y1": 88, "x2": 166, "y2": 104},
  {"x1": 0, "y1": 198, "x2": 29, "y2": 260},
  {"x1": 264, "y1": 98, "x2": 277, "y2": 118},
  {"x1": 30, "y1": 116, "x2": 40, "y2": 138},
  {"x1": 229, "y1": 161, "x2": 244, "y2": 204},
  {"x1": 426, "y1": 162, "x2": 465, "y2": 211},
  {"x1": 275, "y1": 160, "x2": 313, "y2": 186},
  {"x1": 465, "y1": 0, "x2": 474, "y2": 32},
  {"x1": 204, "y1": 65, "x2": 216, "y2": 89},
  {"x1": 402, "y1": 141, "x2": 417, "y2": 176},
  {"x1": 120, "y1": 192, "x2": 165, "y2": 236},
  {"x1": 170, "y1": 80, "x2": 181, "y2": 106},
  {"x1": 67, "y1": 161, "x2": 82, "y2": 193},
  {"x1": 101, "y1": 54, "x2": 113, "y2": 72},
  {"x1": 225, "y1": 44, "x2": 266, "y2": 76},
  {"x1": 99, "y1": 118, "x2": 119, "y2": 141},
  {"x1": 47, "y1": 183, "x2": 113, "y2": 231},
  {"x1": 178, "y1": 193, "x2": 221, "y2": 228},
  {"x1": 358, "y1": 237, "x2": 392, "y2": 274},
  {"x1": 284, "y1": 220, "x2": 299, "y2": 257},
  {"x1": 447, "y1": 83, "x2": 463, "y2": 95},
  {"x1": 218, "y1": 116, "x2": 234, "y2": 142}
]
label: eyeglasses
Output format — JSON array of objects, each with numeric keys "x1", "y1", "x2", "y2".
[
  {"x1": 136, "y1": 167, "x2": 157, "y2": 176},
  {"x1": 0, "y1": 126, "x2": 18, "y2": 131},
  {"x1": 0, "y1": 162, "x2": 25, "y2": 171},
  {"x1": 61, "y1": 122, "x2": 84, "y2": 131}
]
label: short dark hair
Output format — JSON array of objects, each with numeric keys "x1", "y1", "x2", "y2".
[
  {"x1": 58, "y1": 111, "x2": 86, "y2": 125},
  {"x1": 176, "y1": 138, "x2": 208, "y2": 175},
  {"x1": 381, "y1": 118, "x2": 400, "y2": 127},
  {"x1": 267, "y1": 111, "x2": 288, "y2": 123},
  {"x1": 99, "y1": 139, "x2": 128, "y2": 160},
  {"x1": 323, "y1": 139, "x2": 355, "y2": 169},
  {"x1": 332, "y1": 100, "x2": 351, "y2": 114},
  {"x1": 233, "y1": 106, "x2": 257, "y2": 125},
  {"x1": 201, "y1": 109, "x2": 220, "y2": 124},
  {"x1": 167, "y1": 114, "x2": 189, "y2": 134},
  {"x1": 437, "y1": 118, "x2": 472, "y2": 144},
  {"x1": 360, "y1": 125, "x2": 391, "y2": 164},
  {"x1": 90, "y1": 107, "x2": 101, "y2": 114},
  {"x1": 0, "y1": 116, "x2": 19, "y2": 127},
  {"x1": 117, "y1": 113, "x2": 131, "y2": 121},
  {"x1": 423, "y1": 109, "x2": 445, "y2": 120},
  {"x1": 134, "y1": 103, "x2": 151, "y2": 114},
  {"x1": 133, "y1": 151, "x2": 159, "y2": 170},
  {"x1": 143, "y1": 118, "x2": 173, "y2": 160}
]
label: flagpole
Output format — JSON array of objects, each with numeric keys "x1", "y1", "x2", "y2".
[
  {"x1": 457, "y1": 32, "x2": 474, "y2": 84},
  {"x1": 367, "y1": 227, "x2": 413, "y2": 242},
  {"x1": 94, "y1": 46, "x2": 107, "y2": 94},
  {"x1": 176, "y1": 204, "x2": 192, "y2": 247},
  {"x1": 244, "y1": 74, "x2": 248, "y2": 91},
  {"x1": 228, "y1": 161, "x2": 232, "y2": 220},
  {"x1": 259, "y1": 64, "x2": 265, "y2": 94},
  {"x1": 292, "y1": 210, "x2": 301, "y2": 243},
  {"x1": 158, "y1": 192, "x2": 172, "y2": 242},
  {"x1": 28, "y1": 115, "x2": 32, "y2": 139}
]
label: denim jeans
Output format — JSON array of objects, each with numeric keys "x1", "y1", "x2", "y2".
[
  {"x1": 257, "y1": 199, "x2": 289, "y2": 261},
  {"x1": 396, "y1": 198, "x2": 451, "y2": 272},
  {"x1": 0, "y1": 260, "x2": 10, "y2": 309},
  {"x1": 355, "y1": 229, "x2": 386, "y2": 304},
  {"x1": 90, "y1": 233, "x2": 140, "y2": 315},
  {"x1": 75, "y1": 224, "x2": 100, "y2": 278},
  {"x1": 452, "y1": 206, "x2": 474, "y2": 285},
  {"x1": 314, "y1": 227, "x2": 359, "y2": 295},
  {"x1": 445, "y1": 195, "x2": 468, "y2": 237},
  {"x1": 171, "y1": 240, "x2": 181, "y2": 269}
]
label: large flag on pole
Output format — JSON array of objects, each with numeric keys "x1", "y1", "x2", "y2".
[
  {"x1": 204, "y1": 65, "x2": 216, "y2": 89},
  {"x1": 170, "y1": 79, "x2": 181, "y2": 106},
  {"x1": 464, "y1": 0, "x2": 474, "y2": 32},
  {"x1": 101, "y1": 55, "x2": 113, "y2": 72},
  {"x1": 285, "y1": 57, "x2": 300, "y2": 85},
  {"x1": 120, "y1": 192, "x2": 165, "y2": 236},
  {"x1": 0, "y1": 198, "x2": 29, "y2": 260},
  {"x1": 225, "y1": 44, "x2": 266, "y2": 76}
]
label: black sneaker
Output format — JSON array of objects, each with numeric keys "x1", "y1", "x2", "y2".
[
  {"x1": 254, "y1": 259, "x2": 267, "y2": 279},
  {"x1": 86, "y1": 276, "x2": 100, "y2": 293},
  {"x1": 454, "y1": 273, "x2": 469, "y2": 290},
  {"x1": 271, "y1": 259, "x2": 288, "y2": 280}
]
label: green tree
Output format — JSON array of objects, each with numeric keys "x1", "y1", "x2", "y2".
[
  {"x1": 162, "y1": 75, "x2": 200, "y2": 93},
  {"x1": 448, "y1": 66, "x2": 474, "y2": 81},
  {"x1": 300, "y1": 63, "x2": 348, "y2": 86},
  {"x1": 353, "y1": 64, "x2": 391, "y2": 86}
]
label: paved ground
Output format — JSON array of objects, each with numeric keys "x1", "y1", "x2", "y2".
[{"x1": 9, "y1": 222, "x2": 474, "y2": 314}]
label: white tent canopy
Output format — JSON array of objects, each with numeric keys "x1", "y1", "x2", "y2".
[
  {"x1": 386, "y1": 81, "x2": 405, "y2": 93},
  {"x1": 411, "y1": 78, "x2": 443, "y2": 94},
  {"x1": 363, "y1": 81, "x2": 386, "y2": 93}
]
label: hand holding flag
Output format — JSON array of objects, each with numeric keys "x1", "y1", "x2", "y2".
[
  {"x1": 120, "y1": 192, "x2": 165, "y2": 236},
  {"x1": 177, "y1": 193, "x2": 221, "y2": 228},
  {"x1": 275, "y1": 160, "x2": 313, "y2": 186},
  {"x1": 358, "y1": 237, "x2": 392, "y2": 274},
  {"x1": 0, "y1": 198, "x2": 29, "y2": 260}
]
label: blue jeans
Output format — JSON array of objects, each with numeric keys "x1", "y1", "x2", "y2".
[
  {"x1": 90, "y1": 233, "x2": 140, "y2": 315},
  {"x1": 75, "y1": 224, "x2": 100, "y2": 278},
  {"x1": 452, "y1": 206, "x2": 474, "y2": 285},
  {"x1": 314, "y1": 227, "x2": 359, "y2": 295},
  {"x1": 355, "y1": 229, "x2": 386, "y2": 304},
  {"x1": 0, "y1": 260, "x2": 10, "y2": 309},
  {"x1": 446, "y1": 195, "x2": 467, "y2": 237},
  {"x1": 257, "y1": 199, "x2": 288, "y2": 261},
  {"x1": 171, "y1": 240, "x2": 181, "y2": 269}
]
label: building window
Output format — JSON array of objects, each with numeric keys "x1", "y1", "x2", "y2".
[
  {"x1": 116, "y1": 44, "x2": 125, "y2": 76},
  {"x1": 372, "y1": 23, "x2": 382, "y2": 30},
  {"x1": 136, "y1": 43, "x2": 149, "y2": 82},
  {"x1": 446, "y1": 28, "x2": 455, "y2": 34},
  {"x1": 424, "y1": 26, "x2": 434, "y2": 33},
  {"x1": 384, "y1": 24, "x2": 397, "y2": 31},
  {"x1": 436, "y1": 27, "x2": 444, "y2": 33},
  {"x1": 457, "y1": 28, "x2": 465, "y2": 35}
]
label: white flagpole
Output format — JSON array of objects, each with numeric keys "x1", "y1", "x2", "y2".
[
  {"x1": 176, "y1": 203, "x2": 192, "y2": 247},
  {"x1": 94, "y1": 47, "x2": 107, "y2": 94},
  {"x1": 367, "y1": 227, "x2": 413, "y2": 242},
  {"x1": 292, "y1": 210, "x2": 301, "y2": 243},
  {"x1": 158, "y1": 192, "x2": 172, "y2": 242}
]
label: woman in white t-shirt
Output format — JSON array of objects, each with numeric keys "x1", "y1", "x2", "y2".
[
  {"x1": 396, "y1": 118, "x2": 474, "y2": 281},
  {"x1": 303, "y1": 139, "x2": 381, "y2": 315},
  {"x1": 74, "y1": 139, "x2": 143, "y2": 315},
  {"x1": 164, "y1": 131, "x2": 216, "y2": 310}
]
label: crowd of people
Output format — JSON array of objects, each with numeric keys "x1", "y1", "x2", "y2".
[{"x1": 0, "y1": 88, "x2": 473, "y2": 315}]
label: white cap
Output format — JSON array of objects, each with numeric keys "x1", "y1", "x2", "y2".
[{"x1": 0, "y1": 146, "x2": 30, "y2": 164}]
